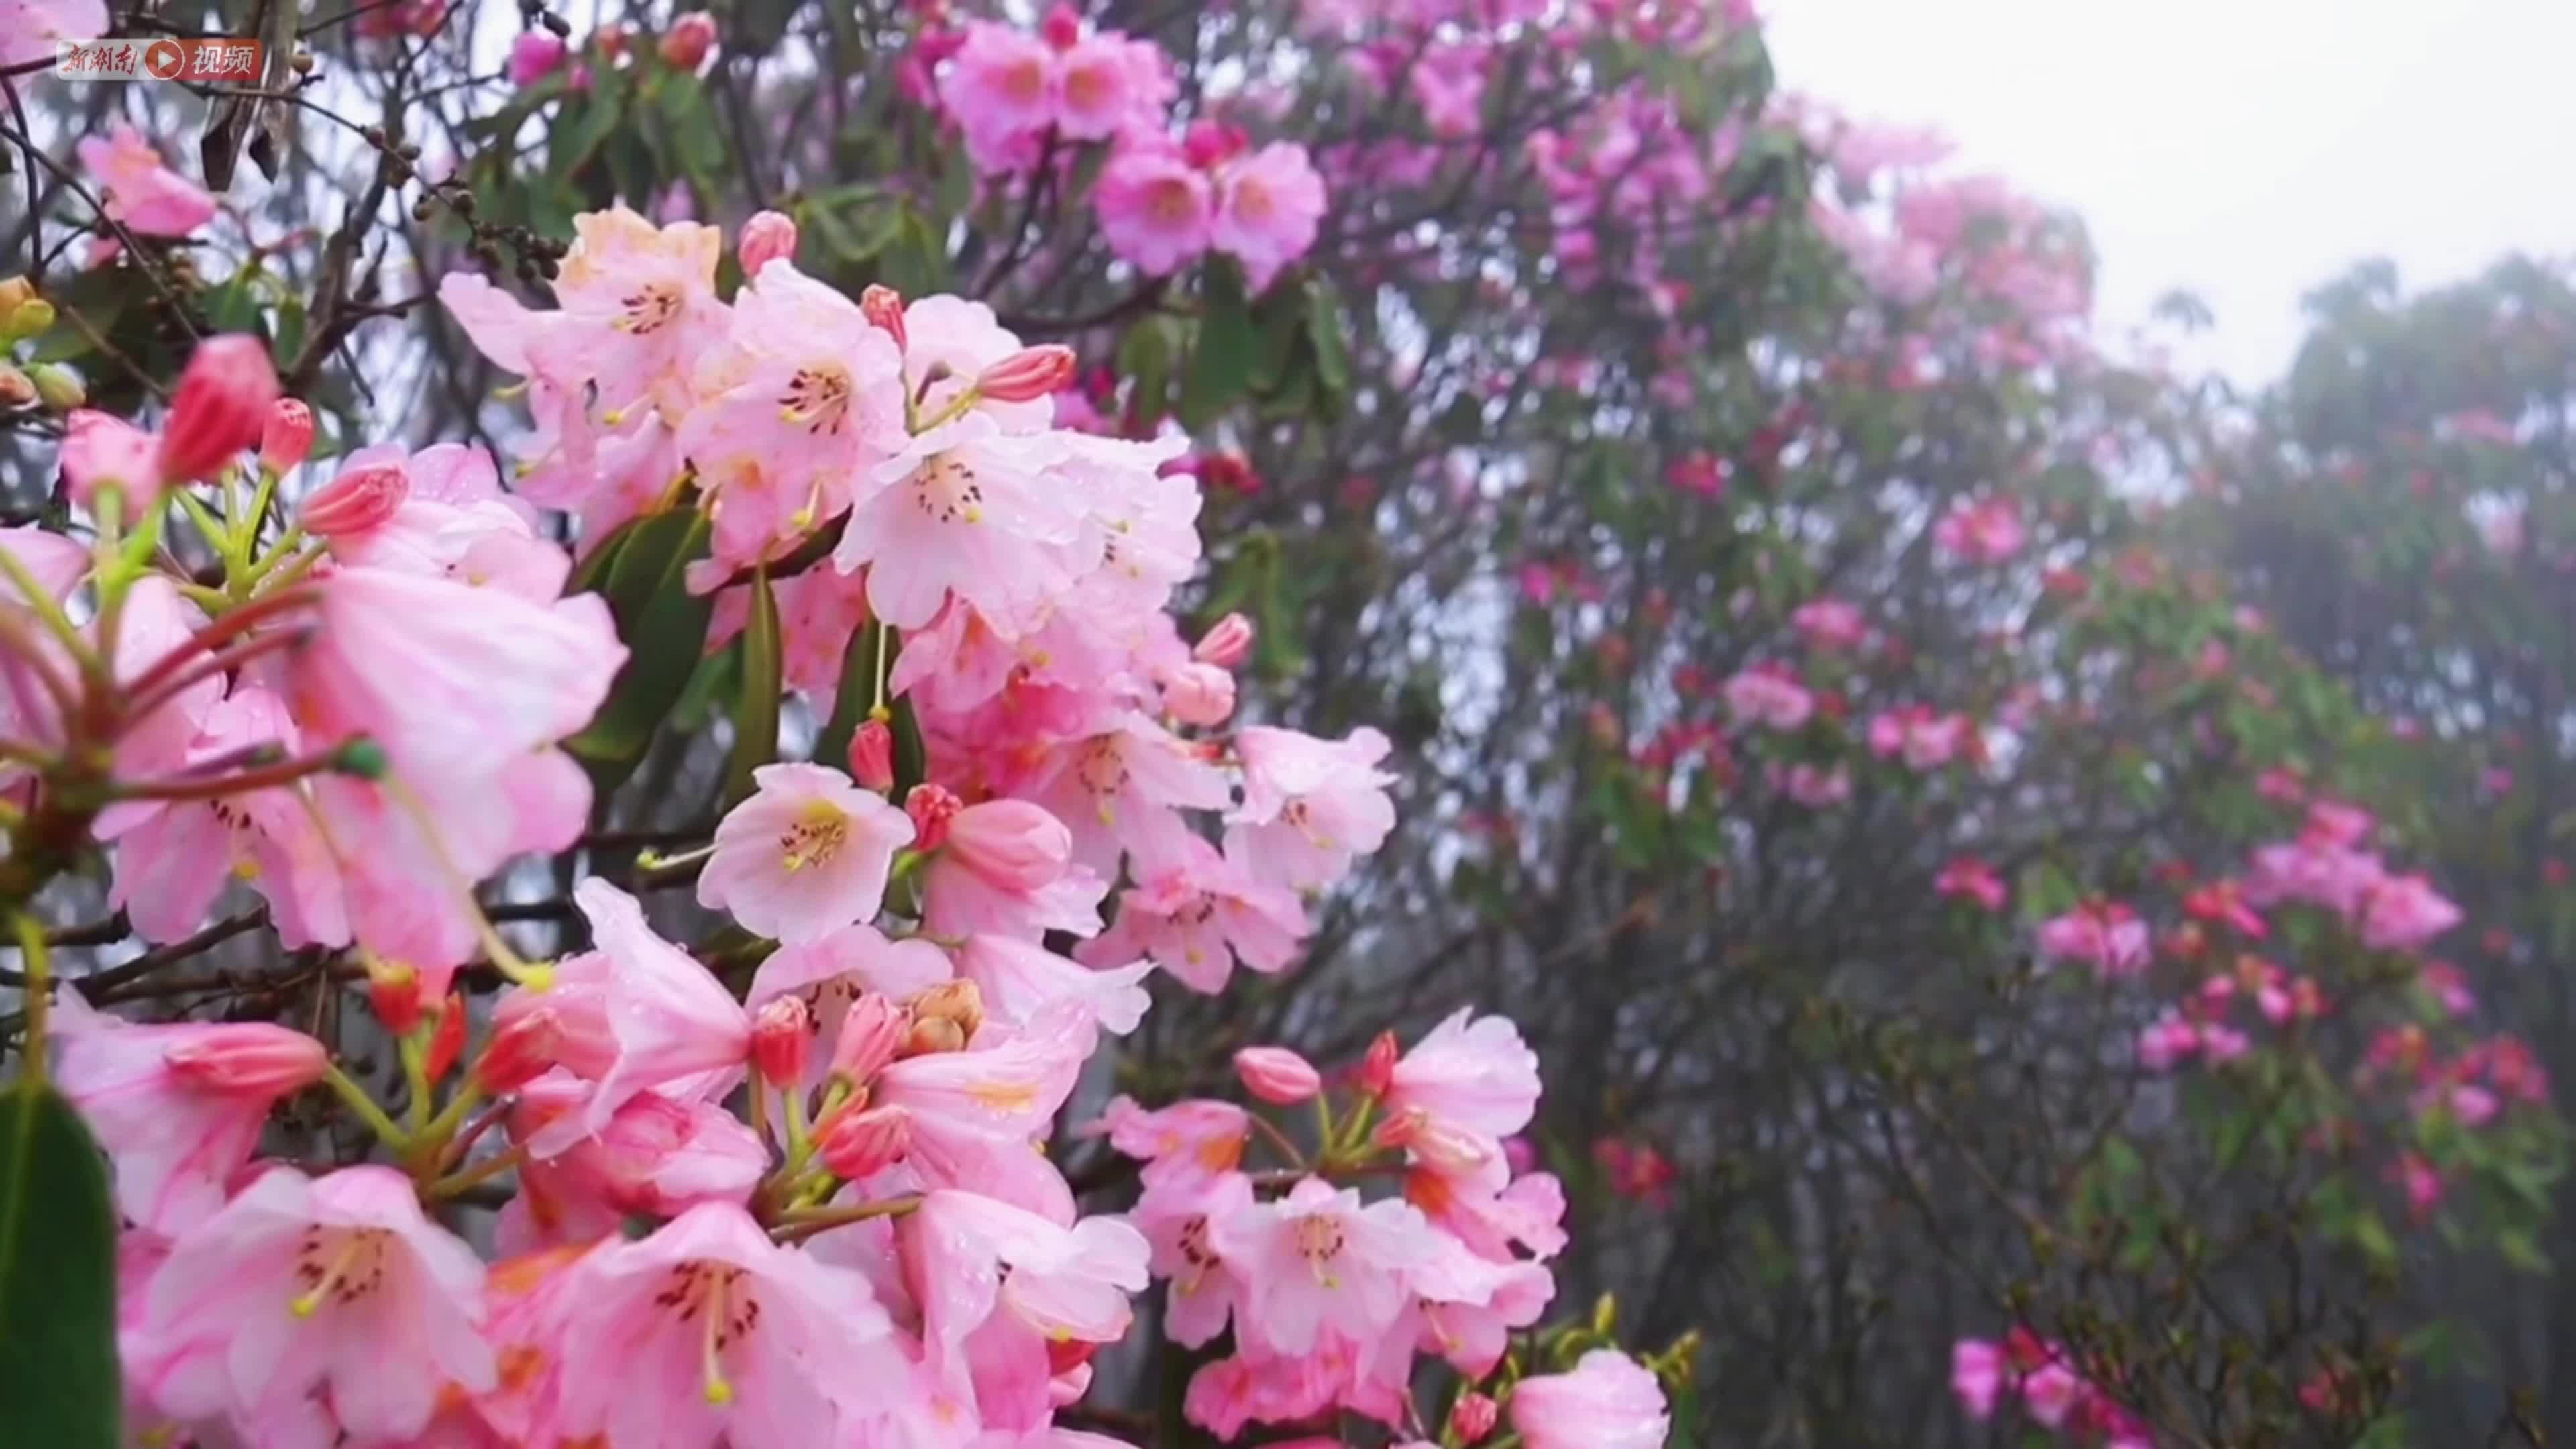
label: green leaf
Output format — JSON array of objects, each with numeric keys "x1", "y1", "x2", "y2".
[
  {"x1": 1116, "y1": 316, "x2": 1175, "y2": 427},
  {"x1": 548, "y1": 89, "x2": 627, "y2": 184},
  {"x1": 0, "y1": 1082, "x2": 121, "y2": 1449},
  {"x1": 1305, "y1": 276, "x2": 1354, "y2": 396},
  {"x1": 724, "y1": 565, "x2": 784, "y2": 806},
  {"x1": 1179, "y1": 261, "x2": 1256, "y2": 429},
  {"x1": 561, "y1": 508, "x2": 715, "y2": 794},
  {"x1": 889, "y1": 690, "x2": 929, "y2": 798},
  {"x1": 816, "y1": 623, "x2": 890, "y2": 774}
]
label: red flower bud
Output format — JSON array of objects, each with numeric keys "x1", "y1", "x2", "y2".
[
  {"x1": 658, "y1": 9, "x2": 716, "y2": 68},
  {"x1": 832, "y1": 991, "x2": 906, "y2": 1085},
  {"x1": 816, "y1": 1104, "x2": 911, "y2": 1179},
  {"x1": 1234, "y1": 1046, "x2": 1322, "y2": 1104},
  {"x1": 860, "y1": 285, "x2": 908, "y2": 350},
  {"x1": 1039, "y1": 1, "x2": 1081, "y2": 49},
  {"x1": 751, "y1": 995, "x2": 812, "y2": 1088},
  {"x1": 737, "y1": 210, "x2": 799, "y2": 276},
  {"x1": 1192, "y1": 612, "x2": 1254, "y2": 667},
  {"x1": 850, "y1": 719, "x2": 896, "y2": 792},
  {"x1": 1449, "y1": 1391, "x2": 1499, "y2": 1443},
  {"x1": 473, "y1": 1007, "x2": 561, "y2": 1093},
  {"x1": 299, "y1": 462, "x2": 410, "y2": 538},
  {"x1": 973, "y1": 345, "x2": 1077, "y2": 403},
  {"x1": 158, "y1": 335, "x2": 280, "y2": 486},
  {"x1": 163, "y1": 1024, "x2": 329, "y2": 1096},
  {"x1": 422, "y1": 992, "x2": 468, "y2": 1082},
  {"x1": 260, "y1": 398, "x2": 315, "y2": 474},
  {"x1": 368, "y1": 958, "x2": 426, "y2": 1035},
  {"x1": 906, "y1": 782, "x2": 961, "y2": 852},
  {"x1": 1356, "y1": 1030, "x2": 1399, "y2": 1096}
]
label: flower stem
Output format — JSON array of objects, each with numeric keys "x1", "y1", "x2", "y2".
[
  {"x1": 323, "y1": 1063, "x2": 412, "y2": 1150},
  {"x1": 11, "y1": 913, "x2": 49, "y2": 1080}
]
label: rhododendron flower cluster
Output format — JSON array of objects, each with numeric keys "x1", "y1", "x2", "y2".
[
  {"x1": 0, "y1": 207, "x2": 1594, "y2": 1449},
  {"x1": 1951, "y1": 1330, "x2": 2152, "y2": 1449}
]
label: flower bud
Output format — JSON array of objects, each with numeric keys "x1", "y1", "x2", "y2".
[
  {"x1": 1182, "y1": 119, "x2": 1248, "y2": 170},
  {"x1": 157, "y1": 335, "x2": 279, "y2": 486},
  {"x1": 0, "y1": 366, "x2": 33, "y2": 411},
  {"x1": 751, "y1": 995, "x2": 812, "y2": 1088},
  {"x1": 163, "y1": 1024, "x2": 329, "y2": 1096},
  {"x1": 1192, "y1": 612, "x2": 1255, "y2": 667},
  {"x1": 816, "y1": 1104, "x2": 910, "y2": 1179},
  {"x1": 260, "y1": 398, "x2": 315, "y2": 474},
  {"x1": 506, "y1": 30, "x2": 568, "y2": 87},
  {"x1": 901, "y1": 1014, "x2": 966, "y2": 1057},
  {"x1": 658, "y1": 10, "x2": 717, "y2": 68},
  {"x1": 473, "y1": 1006, "x2": 561, "y2": 1093},
  {"x1": 737, "y1": 210, "x2": 799, "y2": 276},
  {"x1": 849, "y1": 718, "x2": 896, "y2": 792},
  {"x1": 1234, "y1": 1045, "x2": 1321, "y2": 1104},
  {"x1": 1373, "y1": 1106, "x2": 1494, "y2": 1175},
  {"x1": 1449, "y1": 1391, "x2": 1499, "y2": 1444},
  {"x1": 3, "y1": 297, "x2": 56, "y2": 343},
  {"x1": 1040, "y1": 1, "x2": 1081, "y2": 48},
  {"x1": 422, "y1": 991, "x2": 468, "y2": 1082},
  {"x1": 974, "y1": 345, "x2": 1077, "y2": 403},
  {"x1": 910, "y1": 979, "x2": 985, "y2": 1041},
  {"x1": 0, "y1": 276, "x2": 32, "y2": 324},
  {"x1": 1163, "y1": 662, "x2": 1235, "y2": 726},
  {"x1": 944, "y1": 799, "x2": 1070, "y2": 892},
  {"x1": 366, "y1": 957, "x2": 426, "y2": 1035},
  {"x1": 832, "y1": 991, "x2": 906, "y2": 1084},
  {"x1": 30, "y1": 362, "x2": 85, "y2": 412},
  {"x1": 1356, "y1": 1030, "x2": 1399, "y2": 1096},
  {"x1": 860, "y1": 285, "x2": 908, "y2": 350},
  {"x1": 905, "y1": 782, "x2": 962, "y2": 852},
  {"x1": 299, "y1": 461, "x2": 410, "y2": 537}
]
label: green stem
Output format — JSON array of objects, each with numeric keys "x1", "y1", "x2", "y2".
[
  {"x1": 429, "y1": 1142, "x2": 529, "y2": 1198},
  {"x1": 11, "y1": 914, "x2": 49, "y2": 1079},
  {"x1": 769, "y1": 1193, "x2": 923, "y2": 1244},
  {"x1": 322, "y1": 1064, "x2": 412, "y2": 1149}
]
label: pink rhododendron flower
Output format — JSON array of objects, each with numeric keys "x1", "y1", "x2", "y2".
[
  {"x1": 1723, "y1": 663, "x2": 1813, "y2": 730},
  {"x1": 134, "y1": 1166, "x2": 492, "y2": 1441},
  {"x1": 576, "y1": 878, "x2": 755, "y2": 1134},
  {"x1": 1, "y1": 0, "x2": 106, "y2": 66},
  {"x1": 1225, "y1": 724, "x2": 1398, "y2": 890},
  {"x1": 2037, "y1": 900, "x2": 2151, "y2": 979},
  {"x1": 507, "y1": 30, "x2": 568, "y2": 85},
  {"x1": 1509, "y1": 1349, "x2": 1671, "y2": 1449},
  {"x1": 1791, "y1": 597, "x2": 1868, "y2": 649},
  {"x1": 1212, "y1": 1176, "x2": 1434, "y2": 1353},
  {"x1": 699, "y1": 762, "x2": 917, "y2": 944},
  {"x1": 78, "y1": 124, "x2": 217, "y2": 238},
  {"x1": 922, "y1": 798, "x2": 1109, "y2": 939},
  {"x1": 1096, "y1": 143, "x2": 1215, "y2": 276},
  {"x1": 1933, "y1": 494, "x2": 2026, "y2": 564},
  {"x1": 1935, "y1": 856, "x2": 2007, "y2": 912},
  {"x1": 2359, "y1": 872, "x2": 2463, "y2": 951},
  {"x1": 1081, "y1": 835, "x2": 1307, "y2": 991},
  {"x1": 1951, "y1": 1338, "x2": 2006, "y2": 1418},
  {"x1": 1212, "y1": 142, "x2": 1329, "y2": 292}
]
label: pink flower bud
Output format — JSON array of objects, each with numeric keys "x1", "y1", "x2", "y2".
[
  {"x1": 260, "y1": 398, "x2": 315, "y2": 474},
  {"x1": 1039, "y1": 1, "x2": 1081, "y2": 49},
  {"x1": 737, "y1": 210, "x2": 799, "y2": 275},
  {"x1": 1234, "y1": 1045, "x2": 1322, "y2": 1104},
  {"x1": 59, "y1": 409, "x2": 161, "y2": 507},
  {"x1": 944, "y1": 799, "x2": 1070, "y2": 891},
  {"x1": 366, "y1": 958, "x2": 426, "y2": 1035},
  {"x1": 847, "y1": 718, "x2": 896, "y2": 792},
  {"x1": 162, "y1": 1024, "x2": 328, "y2": 1096},
  {"x1": 1450, "y1": 1391, "x2": 1499, "y2": 1443},
  {"x1": 906, "y1": 782, "x2": 961, "y2": 852},
  {"x1": 473, "y1": 1007, "x2": 560, "y2": 1092},
  {"x1": 816, "y1": 1104, "x2": 911, "y2": 1179},
  {"x1": 1163, "y1": 662, "x2": 1236, "y2": 726},
  {"x1": 861, "y1": 285, "x2": 908, "y2": 350},
  {"x1": 157, "y1": 335, "x2": 279, "y2": 486},
  {"x1": 658, "y1": 10, "x2": 717, "y2": 68},
  {"x1": 832, "y1": 991, "x2": 906, "y2": 1084},
  {"x1": 1357, "y1": 1030, "x2": 1399, "y2": 1096},
  {"x1": 422, "y1": 992, "x2": 467, "y2": 1081},
  {"x1": 506, "y1": 30, "x2": 568, "y2": 87},
  {"x1": 751, "y1": 995, "x2": 811, "y2": 1088},
  {"x1": 1183, "y1": 119, "x2": 1248, "y2": 170},
  {"x1": 1193, "y1": 612, "x2": 1255, "y2": 667},
  {"x1": 299, "y1": 461, "x2": 409, "y2": 537},
  {"x1": 975, "y1": 345, "x2": 1077, "y2": 403}
]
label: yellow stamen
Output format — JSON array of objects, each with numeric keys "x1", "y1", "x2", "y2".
[
  {"x1": 703, "y1": 1273, "x2": 736, "y2": 1406},
  {"x1": 289, "y1": 1236, "x2": 368, "y2": 1319}
]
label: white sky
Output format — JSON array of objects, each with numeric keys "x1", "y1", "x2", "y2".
[{"x1": 1764, "y1": 0, "x2": 2576, "y2": 386}]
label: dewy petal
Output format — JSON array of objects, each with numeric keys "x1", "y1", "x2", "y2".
[{"x1": 580, "y1": 878, "x2": 752, "y2": 1132}]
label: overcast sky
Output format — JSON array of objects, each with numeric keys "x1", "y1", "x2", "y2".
[{"x1": 1764, "y1": 0, "x2": 2576, "y2": 386}]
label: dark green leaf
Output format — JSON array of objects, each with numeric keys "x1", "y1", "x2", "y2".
[
  {"x1": 815, "y1": 622, "x2": 890, "y2": 774},
  {"x1": 1179, "y1": 261, "x2": 1256, "y2": 429},
  {"x1": 724, "y1": 565, "x2": 784, "y2": 806},
  {"x1": 0, "y1": 1082, "x2": 121, "y2": 1449},
  {"x1": 1305, "y1": 276, "x2": 1354, "y2": 395},
  {"x1": 561, "y1": 508, "x2": 715, "y2": 793}
]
